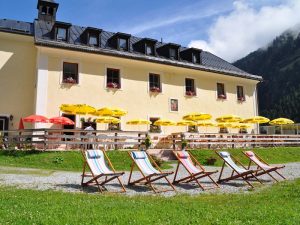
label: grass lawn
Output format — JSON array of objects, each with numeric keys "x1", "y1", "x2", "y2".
[
  {"x1": 190, "y1": 147, "x2": 300, "y2": 167},
  {"x1": 0, "y1": 179, "x2": 299, "y2": 224},
  {"x1": 0, "y1": 150, "x2": 172, "y2": 172},
  {"x1": 0, "y1": 147, "x2": 299, "y2": 172}
]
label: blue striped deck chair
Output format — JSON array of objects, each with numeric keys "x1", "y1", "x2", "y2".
[
  {"x1": 127, "y1": 151, "x2": 175, "y2": 193},
  {"x1": 81, "y1": 149, "x2": 126, "y2": 193},
  {"x1": 216, "y1": 151, "x2": 262, "y2": 188}
]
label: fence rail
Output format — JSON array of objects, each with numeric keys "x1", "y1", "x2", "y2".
[{"x1": 1, "y1": 129, "x2": 300, "y2": 150}]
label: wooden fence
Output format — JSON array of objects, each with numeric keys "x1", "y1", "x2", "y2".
[{"x1": 1, "y1": 129, "x2": 300, "y2": 150}]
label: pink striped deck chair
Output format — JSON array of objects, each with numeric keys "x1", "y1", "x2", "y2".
[
  {"x1": 81, "y1": 149, "x2": 126, "y2": 193},
  {"x1": 216, "y1": 151, "x2": 262, "y2": 188},
  {"x1": 172, "y1": 151, "x2": 219, "y2": 190},
  {"x1": 127, "y1": 151, "x2": 175, "y2": 193},
  {"x1": 243, "y1": 151, "x2": 286, "y2": 182}
]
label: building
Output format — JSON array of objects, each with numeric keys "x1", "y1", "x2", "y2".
[{"x1": 0, "y1": 0, "x2": 262, "y2": 134}]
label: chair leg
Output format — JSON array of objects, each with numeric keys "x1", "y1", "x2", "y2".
[
  {"x1": 164, "y1": 176, "x2": 176, "y2": 192},
  {"x1": 172, "y1": 162, "x2": 180, "y2": 184},
  {"x1": 81, "y1": 162, "x2": 87, "y2": 186},
  {"x1": 218, "y1": 162, "x2": 225, "y2": 182},
  {"x1": 208, "y1": 174, "x2": 220, "y2": 188},
  {"x1": 127, "y1": 163, "x2": 134, "y2": 185},
  {"x1": 275, "y1": 171, "x2": 286, "y2": 180}
]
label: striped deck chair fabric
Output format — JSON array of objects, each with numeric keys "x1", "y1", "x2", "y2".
[
  {"x1": 86, "y1": 150, "x2": 113, "y2": 175},
  {"x1": 219, "y1": 151, "x2": 248, "y2": 173},
  {"x1": 244, "y1": 151, "x2": 272, "y2": 169},
  {"x1": 177, "y1": 151, "x2": 201, "y2": 174},
  {"x1": 131, "y1": 151, "x2": 160, "y2": 175}
]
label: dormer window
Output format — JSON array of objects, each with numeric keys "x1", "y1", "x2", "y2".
[
  {"x1": 57, "y1": 27, "x2": 67, "y2": 41},
  {"x1": 146, "y1": 43, "x2": 154, "y2": 55},
  {"x1": 109, "y1": 32, "x2": 131, "y2": 52},
  {"x1": 119, "y1": 38, "x2": 128, "y2": 51},
  {"x1": 52, "y1": 21, "x2": 71, "y2": 42},
  {"x1": 133, "y1": 38, "x2": 157, "y2": 56},
  {"x1": 81, "y1": 27, "x2": 102, "y2": 47},
  {"x1": 170, "y1": 48, "x2": 177, "y2": 60},
  {"x1": 89, "y1": 34, "x2": 98, "y2": 46},
  {"x1": 157, "y1": 43, "x2": 180, "y2": 60},
  {"x1": 180, "y1": 48, "x2": 202, "y2": 64},
  {"x1": 192, "y1": 52, "x2": 200, "y2": 64}
]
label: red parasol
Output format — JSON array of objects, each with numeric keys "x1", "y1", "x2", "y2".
[
  {"x1": 23, "y1": 115, "x2": 49, "y2": 123},
  {"x1": 18, "y1": 118, "x2": 24, "y2": 130},
  {"x1": 49, "y1": 116, "x2": 75, "y2": 125}
]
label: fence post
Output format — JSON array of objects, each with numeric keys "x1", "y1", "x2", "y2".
[
  {"x1": 172, "y1": 134, "x2": 176, "y2": 150},
  {"x1": 114, "y1": 132, "x2": 118, "y2": 150},
  {"x1": 44, "y1": 129, "x2": 48, "y2": 151}
]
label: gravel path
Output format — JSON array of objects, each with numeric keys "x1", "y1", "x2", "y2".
[{"x1": 0, "y1": 163, "x2": 299, "y2": 196}]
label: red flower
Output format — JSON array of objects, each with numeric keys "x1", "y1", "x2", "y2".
[
  {"x1": 150, "y1": 86, "x2": 161, "y2": 93},
  {"x1": 238, "y1": 96, "x2": 245, "y2": 101},
  {"x1": 63, "y1": 77, "x2": 77, "y2": 84},
  {"x1": 107, "y1": 82, "x2": 120, "y2": 89},
  {"x1": 218, "y1": 94, "x2": 226, "y2": 99},
  {"x1": 186, "y1": 91, "x2": 196, "y2": 96}
]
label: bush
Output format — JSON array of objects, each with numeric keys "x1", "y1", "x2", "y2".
[
  {"x1": 150, "y1": 154, "x2": 164, "y2": 167},
  {"x1": 205, "y1": 156, "x2": 217, "y2": 165}
]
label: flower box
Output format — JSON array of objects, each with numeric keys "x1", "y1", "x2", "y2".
[
  {"x1": 218, "y1": 94, "x2": 227, "y2": 99},
  {"x1": 150, "y1": 86, "x2": 161, "y2": 93},
  {"x1": 186, "y1": 91, "x2": 196, "y2": 96},
  {"x1": 63, "y1": 77, "x2": 77, "y2": 84},
  {"x1": 107, "y1": 82, "x2": 120, "y2": 89},
  {"x1": 238, "y1": 96, "x2": 245, "y2": 102}
]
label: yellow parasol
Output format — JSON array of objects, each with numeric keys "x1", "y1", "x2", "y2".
[
  {"x1": 231, "y1": 123, "x2": 251, "y2": 129},
  {"x1": 93, "y1": 107, "x2": 127, "y2": 117},
  {"x1": 126, "y1": 119, "x2": 151, "y2": 125},
  {"x1": 196, "y1": 120, "x2": 216, "y2": 133},
  {"x1": 60, "y1": 104, "x2": 96, "y2": 115},
  {"x1": 243, "y1": 116, "x2": 270, "y2": 124},
  {"x1": 269, "y1": 118, "x2": 294, "y2": 125},
  {"x1": 96, "y1": 116, "x2": 120, "y2": 124},
  {"x1": 183, "y1": 112, "x2": 212, "y2": 121},
  {"x1": 216, "y1": 122, "x2": 233, "y2": 128},
  {"x1": 176, "y1": 120, "x2": 197, "y2": 126},
  {"x1": 154, "y1": 119, "x2": 176, "y2": 126},
  {"x1": 216, "y1": 114, "x2": 242, "y2": 123}
]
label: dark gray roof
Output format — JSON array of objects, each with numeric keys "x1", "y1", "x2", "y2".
[
  {"x1": 0, "y1": 18, "x2": 262, "y2": 81},
  {"x1": 0, "y1": 19, "x2": 33, "y2": 35}
]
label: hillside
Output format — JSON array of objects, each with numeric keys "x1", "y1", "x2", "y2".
[{"x1": 234, "y1": 28, "x2": 300, "y2": 122}]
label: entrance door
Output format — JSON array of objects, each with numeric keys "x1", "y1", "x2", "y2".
[
  {"x1": 0, "y1": 116, "x2": 9, "y2": 136},
  {"x1": 62, "y1": 114, "x2": 75, "y2": 140}
]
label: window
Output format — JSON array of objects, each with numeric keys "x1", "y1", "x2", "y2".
[
  {"x1": 119, "y1": 38, "x2": 128, "y2": 51},
  {"x1": 89, "y1": 34, "x2": 98, "y2": 46},
  {"x1": 62, "y1": 62, "x2": 78, "y2": 84},
  {"x1": 107, "y1": 68, "x2": 121, "y2": 89},
  {"x1": 217, "y1": 83, "x2": 226, "y2": 99},
  {"x1": 237, "y1": 86, "x2": 245, "y2": 101},
  {"x1": 192, "y1": 52, "x2": 200, "y2": 64},
  {"x1": 188, "y1": 125, "x2": 198, "y2": 133},
  {"x1": 169, "y1": 48, "x2": 177, "y2": 60},
  {"x1": 149, "y1": 73, "x2": 161, "y2": 92},
  {"x1": 41, "y1": 6, "x2": 47, "y2": 15},
  {"x1": 185, "y1": 78, "x2": 196, "y2": 96},
  {"x1": 149, "y1": 117, "x2": 161, "y2": 133},
  {"x1": 170, "y1": 98, "x2": 179, "y2": 112},
  {"x1": 108, "y1": 117, "x2": 121, "y2": 131},
  {"x1": 146, "y1": 43, "x2": 154, "y2": 56},
  {"x1": 56, "y1": 27, "x2": 67, "y2": 41}
]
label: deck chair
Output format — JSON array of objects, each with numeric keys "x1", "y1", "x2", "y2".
[
  {"x1": 127, "y1": 151, "x2": 176, "y2": 193},
  {"x1": 243, "y1": 151, "x2": 286, "y2": 182},
  {"x1": 216, "y1": 151, "x2": 262, "y2": 188},
  {"x1": 81, "y1": 149, "x2": 126, "y2": 193},
  {"x1": 172, "y1": 151, "x2": 219, "y2": 190}
]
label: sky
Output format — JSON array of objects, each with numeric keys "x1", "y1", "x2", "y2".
[{"x1": 1, "y1": 0, "x2": 300, "y2": 62}]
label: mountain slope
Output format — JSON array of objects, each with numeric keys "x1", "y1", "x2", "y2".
[{"x1": 234, "y1": 28, "x2": 300, "y2": 122}]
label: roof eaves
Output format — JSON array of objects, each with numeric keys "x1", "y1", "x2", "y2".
[{"x1": 35, "y1": 39, "x2": 262, "y2": 81}]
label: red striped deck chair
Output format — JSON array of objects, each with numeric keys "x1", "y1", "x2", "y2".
[
  {"x1": 243, "y1": 151, "x2": 286, "y2": 182},
  {"x1": 172, "y1": 151, "x2": 219, "y2": 190},
  {"x1": 81, "y1": 149, "x2": 126, "y2": 193},
  {"x1": 127, "y1": 151, "x2": 175, "y2": 193},
  {"x1": 216, "y1": 151, "x2": 262, "y2": 188}
]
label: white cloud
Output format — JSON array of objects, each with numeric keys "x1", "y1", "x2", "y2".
[{"x1": 188, "y1": 0, "x2": 300, "y2": 62}]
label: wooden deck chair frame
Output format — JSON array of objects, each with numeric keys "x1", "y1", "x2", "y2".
[
  {"x1": 215, "y1": 151, "x2": 262, "y2": 188},
  {"x1": 243, "y1": 151, "x2": 286, "y2": 182},
  {"x1": 172, "y1": 150, "x2": 219, "y2": 190},
  {"x1": 127, "y1": 151, "x2": 176, "y2": 193},
  {"x1": 81, "y1": 149, "x2": 126, "y2": 193}
]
